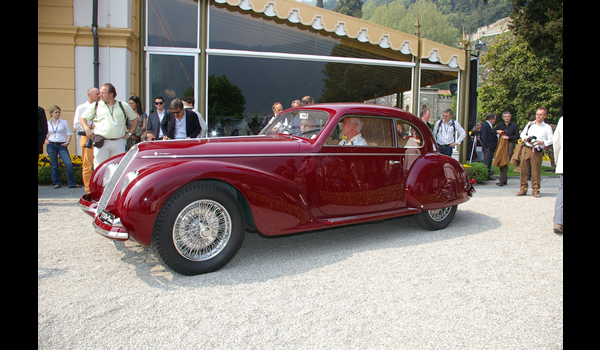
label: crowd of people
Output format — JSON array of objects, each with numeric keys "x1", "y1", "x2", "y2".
[
  {"x1": 418, "y1": 107, "x2": 563, "y2": 234},
  {"x1": 38, "y1": 88, "x2": 562, "y2": 234}
]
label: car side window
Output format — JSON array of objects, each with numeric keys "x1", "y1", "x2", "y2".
[
  {"x1": 325, "y1": 116, "x2": 394, "y2": 147},
  {"x1": 395, "y1": 120, "x2": 423, "y2": 148}
]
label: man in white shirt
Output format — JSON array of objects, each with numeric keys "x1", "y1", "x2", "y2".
[
  {"x1": 73, "y1": 87, "x2": 100, "y2": 193},
  {"x1": 147, "y1": 96, "x2": 167, "y2": 139},
  {"x1": 432, "y1": 109, "x2": 466, "y2": 156},
  {"x1": 338, "y1": 117, "x2": 367, "y2": 146},
  {"x1": 516, "y1": 108, "x2": 554, "y2": 198}
]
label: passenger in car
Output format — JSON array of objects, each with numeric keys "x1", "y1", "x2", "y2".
[
  {"x1": 338, "y1": 117, "x2": 367, "y2": 146},
  {"x1": 300, "y1": 115, "x2": 320, "y2": 139}
]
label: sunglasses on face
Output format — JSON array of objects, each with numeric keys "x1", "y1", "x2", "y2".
[{"x1": 155, "y1": 101, "x2": 164, "y2": 105}]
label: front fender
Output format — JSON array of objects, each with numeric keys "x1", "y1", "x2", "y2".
[
  {"x1": 405, "y1": 154, "x2": 471, "y2": 210},
  {"x1": 118, "y1": 159, "x2": 312, "y2": 245}
]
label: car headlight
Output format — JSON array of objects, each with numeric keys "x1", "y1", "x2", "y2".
[
  {"x1": 103, "y1": 163, "x2": 119, "y2": 188},
  {"x1": 121, "y1": 170, "x2": 139, "y2": 195}
]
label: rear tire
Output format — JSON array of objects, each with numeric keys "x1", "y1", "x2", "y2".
[
  {"x1": 414, "y1": 205, "x2": 457, "y2": 231},
  {"x1": 152, "y1": 182, "x2": 245, "y2": 275}
]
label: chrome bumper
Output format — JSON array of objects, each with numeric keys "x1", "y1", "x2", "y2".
[{"x1": 79, "y1": 194, "x2": 129, "y2": 241}]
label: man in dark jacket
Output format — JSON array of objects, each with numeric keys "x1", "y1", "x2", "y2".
[
  {"x1": 160, "y1": 98, "x2": 201, "y2": 139},
  {"x1": 259, "y1": 102, "x2": 283, "y2": 132},
  {"x1": 494, "y1": 111, "x2": 520, "y2": 186},
  {"x1": 481, "y1": 113, "x2": 497, "y2": 180}
]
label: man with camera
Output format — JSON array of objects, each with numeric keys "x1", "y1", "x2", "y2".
[
  {"x1": 517, "y1": 108, "x2": 554, "y2": 198},
  {"x1": 73, "y1": 87, "x2": 100, "y2": 194},
  {"x1": 79, "y1": 83, "x2": 140, "y2": 170}
]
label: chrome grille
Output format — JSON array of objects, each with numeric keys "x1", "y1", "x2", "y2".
[{"x1": 96, "y1": 145, "x2": 139, "y2": 216}]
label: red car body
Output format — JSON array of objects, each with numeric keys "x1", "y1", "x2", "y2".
[{"x1": 79, "y1": 103, "x2": 475, "y2": 275}]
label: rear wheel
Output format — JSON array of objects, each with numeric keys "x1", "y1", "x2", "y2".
[
  {"x1": 414, "y1": 205, "x2": 457, "y2": 231},
  {"x1": 152, "y1": 182, "x2": 245, "y2": 275}
]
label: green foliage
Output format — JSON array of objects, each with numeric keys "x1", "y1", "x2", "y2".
[
  {"x1": 362, "y1": 0, "x2": 512, "y2": 45},
  {"x1": 208, "y1": 74, "x2": 246, "y2": 117},
  {"x1": 463, "y1": 162, "x2": 488, "y2": 183},
  {"x1": 333, "y1": 0, "x2": 364, "y2": 18},
  {"x1": 38, "y1": 166, "x2": 83, "y2": 185},
  {"x1": 478, "y1": 31, "x2": 562, "y2": 126},
  {"x1": 363, "y1": 0, "x2": 460, "y2": 47}
]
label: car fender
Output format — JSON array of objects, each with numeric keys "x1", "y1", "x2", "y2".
[
  {"x1": 405, "y1": 154, "x2": 469, "y2": 211},
  {"x1": 117, "y1": 159, "x2": 312, "y2": 245}
]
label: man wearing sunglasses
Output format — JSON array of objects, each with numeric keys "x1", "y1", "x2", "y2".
[
  {"x1": 147, "y1": 96, "x2": 167, "y2": 139},
  {"x1": 160, "y1": 98, "x2": 202, "y2": 140}
]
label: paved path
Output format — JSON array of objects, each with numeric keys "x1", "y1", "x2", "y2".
[{"x1": 38, "y1": 177, "x2": 562, "y2": 349}]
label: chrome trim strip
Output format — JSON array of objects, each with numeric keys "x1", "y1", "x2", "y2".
[{"x1": 141, "y1": 153, "x2": 411, "y2": 159}]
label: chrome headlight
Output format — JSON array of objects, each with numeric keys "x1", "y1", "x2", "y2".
[
  {"x1": 121, "y1": 170, "x2": 139, "y2": 194},
  {"x1": 103, "y1": 163, "x2": 119, "y2": 188}
]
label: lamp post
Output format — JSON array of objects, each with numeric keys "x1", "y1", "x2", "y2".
[
  {"x1": 458, "y1": 30, "x2": 472, "y2": 164},
  {"x1": 411, "y1": 15, "x2": 421, "y2": 117}
]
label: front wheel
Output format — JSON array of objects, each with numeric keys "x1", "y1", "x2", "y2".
[
  {"x1": 414, "y1": 205, "x2": 457, "y2": 231},
  {"x1": 152, "y1": 182, "x2": 245, "y2": 275}
]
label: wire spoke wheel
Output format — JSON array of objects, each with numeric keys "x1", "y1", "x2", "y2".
[
  {"x1": 427, "y1": 206, "x2": 452, "y2": 222},
  {"x1": 173, "y1": 200, "x2": 232, "y2": 262},
  {"x1": 414, "y1": 205, "x2": 457, "y2": 230}
]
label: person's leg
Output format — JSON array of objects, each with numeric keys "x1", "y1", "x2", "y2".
[
  {"x1": 47, "y1": 143, "x2": 61, "y2": 187},
  {"x1": 57, "y1": 145, "x2": 77, "y2": 187},
  {"x1": 553, "y1": 174, "x2": 563, "y2": 233},
  {"x1": 518, "y1": 147, "x2": 531, "y2": 195},
  {"x1": 80, "y1": 136, "x2": 94, "y2": 193},
  {"x1": 531, "y1": 150, "x2": 543, "y2": 196}
]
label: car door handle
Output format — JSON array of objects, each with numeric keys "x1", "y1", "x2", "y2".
[{"x1": 389, "y1": 160, "x2": 401, "y2": 165}]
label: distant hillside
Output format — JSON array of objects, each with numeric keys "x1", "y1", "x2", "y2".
[{"x1": 297, "y1": 0, "x2": 513, "y2": 34}]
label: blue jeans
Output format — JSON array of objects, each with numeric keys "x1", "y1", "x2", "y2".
[{"x1": 46, "y1": 143, "x2": 77, "y2": 187}]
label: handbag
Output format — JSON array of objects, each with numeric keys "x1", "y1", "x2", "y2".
[{"x1": 91, "y1": 134, "x2": 105, "y2": 148}]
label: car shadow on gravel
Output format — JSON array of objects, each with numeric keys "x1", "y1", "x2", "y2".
[{"x1": 113, "y1": 209, "x2": 500, "y2": 289}]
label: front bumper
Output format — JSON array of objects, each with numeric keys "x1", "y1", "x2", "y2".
[{"x1": 79, "y1": 193, "x2": 129, "y2": 241}]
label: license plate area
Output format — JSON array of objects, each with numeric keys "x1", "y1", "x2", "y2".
[{"x1": 98, "y1": 210, "x2": 115, "y2": 225}]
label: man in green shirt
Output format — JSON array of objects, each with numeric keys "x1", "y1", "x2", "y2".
[{"x1": 80, "y1": 83, "x2": 140, "y2": 168}]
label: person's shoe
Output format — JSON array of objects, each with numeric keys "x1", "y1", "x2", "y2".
[
  {"x1": 69, "y1": 184, "x2": 80, "y2": 188},
  {"x1": 553, "y1": 224, "x2": 563, "y2": 234},
  {"x1": 533, "y1": 192, "x2": 541, "y2": 198},
  {"x1": 516, "y1": 190, "x2": 527, "y2": 196},
  {"x1": 53, "y1": 185, "x2": 60, "y2": 189}
]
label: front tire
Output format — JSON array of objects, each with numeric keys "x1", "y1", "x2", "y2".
[
  {"x1": 414, "y1": 205, "x2": 457, "y2": 231},
  {"x1": 152, "y1": 182, "x2": 245, "y2": 275}
]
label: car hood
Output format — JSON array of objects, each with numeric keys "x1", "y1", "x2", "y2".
[{"x1": 135, "y1": 135, "x2": 303, "y2": 158}]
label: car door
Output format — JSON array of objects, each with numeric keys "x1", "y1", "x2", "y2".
[{"x1": 316, "y1": 115, "x2": 405, "y2": 217}]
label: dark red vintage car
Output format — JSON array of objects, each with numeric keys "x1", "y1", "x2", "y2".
[{"x1": 79, "y1": 103, "x2": 475, "y2": 275}]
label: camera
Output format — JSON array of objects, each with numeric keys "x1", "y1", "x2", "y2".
[{"x1": 526, "y1": 136, "x2": 543, "y2": 152}]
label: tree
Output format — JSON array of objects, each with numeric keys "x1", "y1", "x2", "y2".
[
  {"x1": 365, "y1": 0, "x2": 460, "y2": 47},
  {"x1": 208, "y1": 74, "x2": 246, "y2": 117},
  {"x1": 509, "y1": 0, "x2": 562, "y2": 85},
  {"x1": 333, "y1": 0, "x2": 363, "y2": 18},
  {"x1": 478, "y1": 32, "x2": 562, "y2": 126}
]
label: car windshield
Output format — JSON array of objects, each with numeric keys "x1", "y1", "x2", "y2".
[{"x1": 259, "y1": 110, "x2": 330, "y2": 139}]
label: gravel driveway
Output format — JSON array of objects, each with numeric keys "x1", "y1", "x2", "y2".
[{"x1": 38, "y1": 178, "x2": 563, "y2": 349}]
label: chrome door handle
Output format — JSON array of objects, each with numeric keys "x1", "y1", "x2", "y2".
[{"x1": 389, "y1": 160, "x2": 401, "y2": 165}]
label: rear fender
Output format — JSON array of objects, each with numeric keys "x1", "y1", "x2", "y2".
[{"x1": 405, "y1": 154, "x2": 469, "y2": 211}]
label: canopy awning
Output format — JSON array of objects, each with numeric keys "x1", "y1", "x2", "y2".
[{"x1": 214, "y1": 0, "x2": 466, "y2": 70}]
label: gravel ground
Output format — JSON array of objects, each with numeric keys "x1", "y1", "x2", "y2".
[{"x1": 38, "y1": 177, "x2": 563, "y2": 349}]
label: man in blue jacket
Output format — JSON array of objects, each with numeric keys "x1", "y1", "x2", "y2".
[{"x1": 481, "y1": 113, "x2": 497, "y2": 180}]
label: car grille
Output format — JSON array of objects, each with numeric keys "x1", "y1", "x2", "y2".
[{"x1": 96, "y1": 145, "x2": 139, "y2": 217}]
